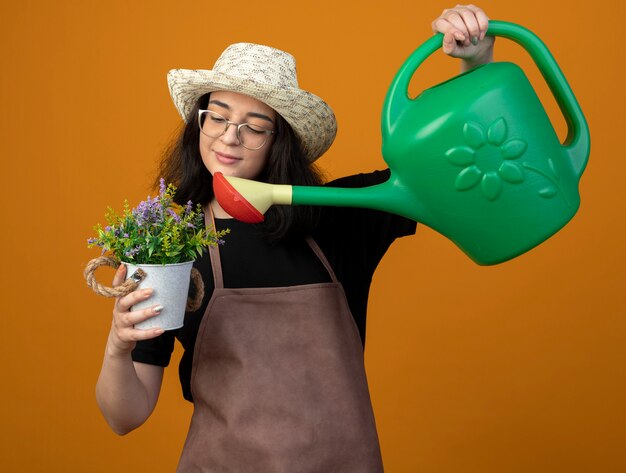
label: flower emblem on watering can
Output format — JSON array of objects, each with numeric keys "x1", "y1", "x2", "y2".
[
  {"x1": 445, "y1": 117, "x2": 528, "y2": 201},
  {"x1": 445, "y1": 117, "x2": 569, "y2": 204}
]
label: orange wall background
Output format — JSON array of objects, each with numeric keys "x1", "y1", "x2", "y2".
[{"x1": 1, "y1": 1, "x2": 624, "y2": 471}]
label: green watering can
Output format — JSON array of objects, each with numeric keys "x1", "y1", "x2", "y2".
[{"x1": 214, "y1": 20, "x2": 590, "y2": 265}]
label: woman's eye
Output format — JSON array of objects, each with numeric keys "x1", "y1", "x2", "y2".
[
  {"x1": 245, "y1": 125, "x2": 266, "y2": 135},
  {"x1": 210, "y1": 115, "x2": 226, "y2": 123}
]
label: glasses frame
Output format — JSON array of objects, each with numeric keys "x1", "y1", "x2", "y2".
[{"x1": 197, "y1": 109, "x2": 275, "y2": 150}]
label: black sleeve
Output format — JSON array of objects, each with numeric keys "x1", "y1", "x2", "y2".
[
  {"x1": 326, "y1": 168, "x2": 416, "y2": 240},
  {"x1": 315, "y1": 168, "x2": 416, "y2": 273},
  {"x1": 131, "y1": 330, "x2": 176, "y2": 367}
]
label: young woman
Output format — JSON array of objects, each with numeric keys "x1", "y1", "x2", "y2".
[{"x1": 96, "y1": 5, "x2": 494, "y2": 471}]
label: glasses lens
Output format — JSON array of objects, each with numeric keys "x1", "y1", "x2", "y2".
[
  {"x1": 198, "y1": 111, "x2": 227, "y2": 138},
  {"x1": 239, "y1": 124, "x2": 270, "y2": 150}
]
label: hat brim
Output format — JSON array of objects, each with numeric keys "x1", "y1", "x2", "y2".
[{"x1": 167, "y1": 69, "x2": 337, "y2": 162}]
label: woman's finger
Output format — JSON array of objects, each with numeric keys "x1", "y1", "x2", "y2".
[
  {"x1": 123, "y1": 327, "x2": 166, "y2": 342},
  {"x1": 440, "y1": 10, "x2": 469, "y2": 41},
  {"x1": 432, "y1": 17, "x2": 467, "y2": 43},
  {"x1": 107, "y1": 303, "x2": 165, "y2": 353},
  {"x1": 456, "y1": 7, "x2": 482, "y2": 44},
  {"x1": 117, "y1": 304, "x2": 163, "y2": 328},
  {"x1": 441, "y1": 31, "x2": 460, "y2": 55},
  {"x1": 111, "y1": 262, "x2": 127, "y2": 287},
  {"x1": 114, "y1": 321, "x2": 165, "y2": 344},
  {"x1": 464, "y1": 4, "x2": 490, "y2": 40},
  {"x1": 116, "y1": 288, "x2": 154, "y2": 313}
]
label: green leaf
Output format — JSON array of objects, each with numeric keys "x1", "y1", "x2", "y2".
[
  {"x1": 481, "y1": 172, "x2": 503, "y2": 201},
  {"x1": 487, "y1": 118, "x2": 507, "y2": 146},
  {"x1": 498, "y1": 162, "x2": 525, "y2": 183},
  {"x1": 454, "y1": 166, "x2": 482, "y2": 191},
  {"x1": 500, "y1": 139, "x2": 528, "y2": 159},
  {"x1": 463, "y1": 122, "x2": 486, "y2": 149},
  {"x1": 539, "y1": 187, "x2": 557, "y2": 198},
  {"x1": 445, "y1": 146, "x2": 475, "y2": 167}
]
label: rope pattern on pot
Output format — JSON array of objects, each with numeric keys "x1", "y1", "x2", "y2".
[{"x1": 83, "y1": 256, "x2": 205, "y2": 312}]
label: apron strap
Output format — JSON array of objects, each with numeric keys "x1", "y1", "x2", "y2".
[
  {"x1": 306, "y1": 237, "x2": 339, "y2": 283},
  {"x1": 206, "y1": 205, "x2": 224, "y2": 289}
]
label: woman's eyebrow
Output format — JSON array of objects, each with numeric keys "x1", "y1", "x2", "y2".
[
  {"x1": 247, "y1": 112, "x2": 274, "y2": 124},
  {"x1": 208, "y1": 99, "x2": 274, "y2": 124}
]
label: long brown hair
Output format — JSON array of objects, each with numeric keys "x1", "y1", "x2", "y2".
[{"x1": 155, "y1": 93, "x2": 325, "y2": 241}]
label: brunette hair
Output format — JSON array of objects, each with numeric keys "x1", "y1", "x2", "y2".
[{"x1": 155, "y1": 93, "x2": 325, "y2": 241}]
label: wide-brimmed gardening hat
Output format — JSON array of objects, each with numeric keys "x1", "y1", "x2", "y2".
[{"x1": 167, "y1": 43, "x2": 337, "y2": 162}]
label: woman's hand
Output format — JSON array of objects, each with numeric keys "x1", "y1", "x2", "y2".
[
  {"x1": 107, "y1": 263, "x2": 165, "y2": 357},
  {"x1": 432, "y1": 4, "x2": 494, "y2": 70}
]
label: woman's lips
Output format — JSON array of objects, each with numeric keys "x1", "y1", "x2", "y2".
[{"x1": 214, "y1": 151, "x2": 241, "y2": 165}]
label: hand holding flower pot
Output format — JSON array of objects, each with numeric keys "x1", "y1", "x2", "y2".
[{"x1": 84, "y1": 179, "x2": 228, "y2": 330}]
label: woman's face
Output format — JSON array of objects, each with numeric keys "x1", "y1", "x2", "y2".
[{"x1": 199, "y1": 90, "x2": 276, "y2": 180}]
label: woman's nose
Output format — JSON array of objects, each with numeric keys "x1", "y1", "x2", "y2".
[{"x1": 220, "y1": 123, "x2": 241, "y2": 146}]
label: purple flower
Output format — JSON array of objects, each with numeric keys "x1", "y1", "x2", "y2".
[
  {"x1": 159, "y1": 178, "x2": 166, "y2": 195},
  {"x1": 185, "y1": 200, "x2": 193, "y2": 215},
  {"x1": 132, "y1": 195, "x2": 163, "y2": 226},
  {"x1": 123, "y1": 233, "x2": 129, "y2": 238},
  {"x1": 167, "y1": 208, "x2": 180, "y2": 222},
  {"x1": 87, "y1": 237, "x2": 105, "y2": 248},
  {"x1": 124, "y1": 245, "x2": 142, "y2": 258},
  {"x1": 104, "y1": 225, "x2": 112, "y2": 232}
]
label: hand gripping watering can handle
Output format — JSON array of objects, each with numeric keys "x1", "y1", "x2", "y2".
[{"x1": 382, "y1": 20, "x2": 590, "y2": 178}]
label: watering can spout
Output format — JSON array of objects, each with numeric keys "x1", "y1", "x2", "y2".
[
  {"x1": 294, "y1": 174, "x2": 421, "y2": 219},
  {"x1": 213, "y1": 172, "x2": 421, "y2": 224}
]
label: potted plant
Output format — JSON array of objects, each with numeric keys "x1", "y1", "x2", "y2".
[{"x1": 84, "y1": 179, "x2": 228, "y2": 330}]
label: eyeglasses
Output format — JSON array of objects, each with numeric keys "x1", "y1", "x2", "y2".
[{"x1": 198, "y1": 110, "x2": 275, "y2": 150}]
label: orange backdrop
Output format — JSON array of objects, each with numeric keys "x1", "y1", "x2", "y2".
[{"x1": 1, "y1": 1, "x2": 624, "y2": 471}]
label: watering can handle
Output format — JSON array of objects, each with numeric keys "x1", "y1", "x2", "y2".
[{"x1": 382, "y1": 20, "x2": 590, "y2": 178}]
